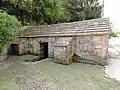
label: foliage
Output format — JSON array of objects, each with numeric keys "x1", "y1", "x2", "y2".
[
  {"x1": 0, "y1": 12, "x2": 20, "y2": 53},
  {"x1": 7, "y1": 0, "x2": 69, "y2": 25},
  {"x1": 68, "y1": 0, "x2": 102, "y2": 21},
  {"x1": 109, "y1": 30, "x2": 120, "y2": 38},
  {"x1": 36, "y1": 0, "x2": 69, "y2": 24},
  {"x1": 0, "y1": 0, "x2": 102, "y2": 25}
]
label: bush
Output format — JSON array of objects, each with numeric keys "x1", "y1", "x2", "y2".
[
  {"x1": 0, "y1": 12, "x2": 20, "y2": 54},
  {"x1": 109, "y1": 30, "x2": 120, "y2": 38}
]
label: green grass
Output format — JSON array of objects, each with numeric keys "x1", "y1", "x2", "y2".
[
  {"x1": 35, "y1": 59, "x2": 120, "y2": 90},
  {"x1": 0, "y1": 75, "x2": 18, "y2": 90},
  {"x1": 0, "y1": 56, "x2": 120, "y2": 90}
]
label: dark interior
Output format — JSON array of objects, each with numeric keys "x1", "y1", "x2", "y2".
[
  {"x1": 40, "y1": 42, "x2": 48, "y2": 59},
  {"x1": 11, "y1": 44, "x2": 19, "y2": 55}
]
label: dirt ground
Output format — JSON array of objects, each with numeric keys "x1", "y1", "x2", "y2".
[{"x1": 0, "y1": 54, "x2": 120, "y2": 90}]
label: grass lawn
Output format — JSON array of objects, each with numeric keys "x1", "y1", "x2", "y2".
[
  {"x1": 0, "y1": 55, "x2": 120, "y2": 90},
  {"x1": 35, "y1": 59, "x2": 120, "y2": 90}
]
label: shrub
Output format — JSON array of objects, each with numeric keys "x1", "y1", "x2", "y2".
[
  {"x1": 109, "y1": 30, "x2": 120, "y2": 38},
  {"x1": 0, "y1": 12, "x2": 20, "y2": 54}
]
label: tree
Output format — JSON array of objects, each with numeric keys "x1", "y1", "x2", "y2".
[
  {"x1": 8, "y1": 0, "x2": 69, "y2": 25},
  {"x1": 0, "y1": 0, "x2": 102, "y2": 25},
  {"x1": 31, "y1": 0, "x2": 69, "y2": 24},
  {"x1": 8, "y1": 0, "x2": 32, "y2": 25},
  {"x1": 68, "y1": 0, "x2": 102, "y2": 22}
]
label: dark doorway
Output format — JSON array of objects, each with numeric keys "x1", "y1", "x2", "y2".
[
  {"x1": 11, "y1": 44, "x2": 19, "y2": 55},
  {"x1": 40, "y1": 42, "x2": 48, "y2": 59}
]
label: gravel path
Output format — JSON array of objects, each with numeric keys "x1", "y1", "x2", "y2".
[{"x1": 105, "y1": 37, "x2": 120, "y2": 81}]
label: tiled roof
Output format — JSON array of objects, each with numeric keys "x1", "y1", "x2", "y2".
[{"x1": 20, "y1": 18, "x2": 111, "y2": 37}]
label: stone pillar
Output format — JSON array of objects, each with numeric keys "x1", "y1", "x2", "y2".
[
  {"x1": 53, "y1": 37, "x2": 74, "y2": 65},
  {"x1": 54, "y1": 46, "x2": 73, "y2": 65}
]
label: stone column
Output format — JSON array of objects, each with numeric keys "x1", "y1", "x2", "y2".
[{"x1": 54, "y1": 46, "x2": 73, "y2": 65}]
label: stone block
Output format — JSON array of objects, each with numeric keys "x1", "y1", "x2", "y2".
[{"x1": 54, "y1": 38, "x2": 74, "y2": 65}]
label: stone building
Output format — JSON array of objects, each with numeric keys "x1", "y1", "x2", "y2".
[{"x1": 11, "y1": 18, "x2": 111, "y2": 65}]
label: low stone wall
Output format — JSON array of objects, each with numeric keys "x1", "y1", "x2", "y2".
[
  {"x1": 0, "y1": 45, "x2": 9, "y2": 61},
  {"x1": 74, "y1": 34, "x2": 109, "y2": 65}
]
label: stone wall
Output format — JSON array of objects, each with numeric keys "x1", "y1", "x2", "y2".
[
  {"x1": 17, "y1": 34, "x2": 109, "y2": 65},
  {"x1": 18, "y1": 37, "x2": 75, "y2": 64},
  {"x1": 74, "y1": 34, "x2": 109, "y2": 65},
  {"x1": 26, "y1": 37, "x2": 74, "y2": 60},
  {"x1": 27, "y1": 37, "x2": 56, "y2": 57},
  {"x1": 0, "y1": 45, "x2": 9, "y2": 61},
  {"x1": 19, "y1": 38, "x2": 29, "y2": 55},
  {"x1": 54, "y1": 37, "x2": 75, "y2": 64}
]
